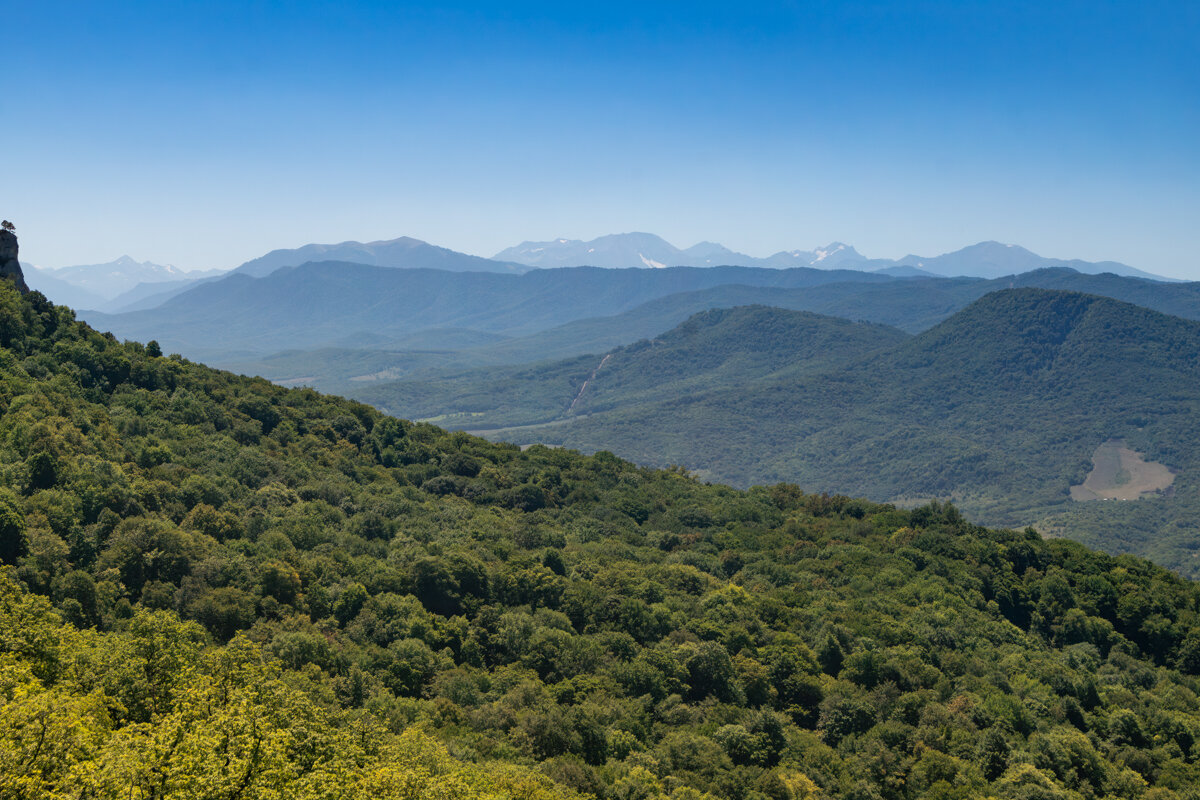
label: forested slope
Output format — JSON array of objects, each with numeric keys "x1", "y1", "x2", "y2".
[
  {"x1": 5, "y1": 281, "x2": 1200, "y2": 799},
  {"x1": 363, "y1": 307, "x2": 908, "y2": 429},
  {"x1": 388, "y1": 291, "x2": 1200, "y2": 576}
]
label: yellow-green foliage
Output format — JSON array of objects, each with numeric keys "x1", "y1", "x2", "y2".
[{"x1": 0, "y1": 569, "x2": 580, "y2": 799}]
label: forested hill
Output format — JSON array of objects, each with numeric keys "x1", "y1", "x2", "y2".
[
  {"x1": 563, "y1": 290, "x2": 1200, "y2": 573},
  {"x1": 7, "y1": 279, "x2": 1200, "y2": 799},
  {"x1": 364, "y1": 290, "x2": 1200, "y2": 577},
  {"x1": 363, "y1": 306, "x2": 909, "y2": 429}
]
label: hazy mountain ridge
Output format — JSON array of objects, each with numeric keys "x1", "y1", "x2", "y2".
[
  {"x1": 79, "y1": 261, "x2": 896, "y2": 361},
  {"x1": 21, "y1": 255, "x2": 226, "y2": 312},
  {"x1": 890, "y1": 240, "x2": 1169, "y2": 281},
  {"x1": 31, "y1": 255, "x2": 223, "y2": 298},
  {"x1": 23, "y1": 236, "x2": 528, "y2": 311},
  {"x1": 27, "y1": 234, "x2": 1170, "y2": 314},
  {"x1": 84, "y1": 252, "x2": 1191, "y2": 369},
  {"x1": 234, "y1": 236, "x2": 529, "y2": 277},
  {"x1": 494, "y1": 233, "x2": 1168, "y2": 279},
  {"x1": 101, "y1": 275, "x2": 229, "y2": 313},
  {"x1": 21, "y1": 263, "x2": 108, "y2": 310},
  {"x1": 493, "y1": 232, "x2": 868, "y2": 270}
]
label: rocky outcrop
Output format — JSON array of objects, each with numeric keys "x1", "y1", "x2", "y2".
[{"x1": 0, "y1": 230, "x2": 29, "y2": 293}]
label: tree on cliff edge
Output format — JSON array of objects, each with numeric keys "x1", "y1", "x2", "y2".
[{"x1": 0, "y1": 221, "x2": 14, "y2": 233}]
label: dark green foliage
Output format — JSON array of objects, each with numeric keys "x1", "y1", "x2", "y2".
[{"x1": 0, "y1": 493, "x2": 27, "y2": 564}]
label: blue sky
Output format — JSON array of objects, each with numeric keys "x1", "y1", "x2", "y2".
[{"x1": 6, "y1": 1, "x2": 1199, "y2": 277}]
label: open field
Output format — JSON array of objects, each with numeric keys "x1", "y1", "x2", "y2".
[{"x1": 1070, "y1": 439, "x2": 1175, "y2": 501}]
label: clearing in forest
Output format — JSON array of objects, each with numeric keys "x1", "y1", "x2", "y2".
[{"x1": 1070, "y1": 439, "x2": 1174, "y2": 501}]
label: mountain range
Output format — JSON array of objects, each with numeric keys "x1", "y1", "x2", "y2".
[
  {"x1": 31, "y1": 254, "x2": 219, "y2": 294},
  {"x1": 25, "y1": 234, "x2": 1172, "y2": 315},
  {"x1": 493, "y1": 232, "x2": 871, "y2": 270},
  {"x1": 233, "y1": 235, "x2": 529, "y2": 277},
  {"x1": 23, "y1": 256, "x2": 224, "y2": 311},
  {"x1": 493, "y1": 233, "x2": 1168, "y2": 280},
  {"x1": 20, "y1": 263, "x2": 107, "y2": 310},
  {"x1": 65, "y1": 239, "x2": 1200, "y2": 579},
  {"x1": 213, "y1": 267, "x2": 1200, "y2": 408},
  {"x1": 21, "y1": 237, "x2": 532, "y2": 313},
  {"x1": 883, "y1": 240, "x2": 1168, "y2": 280}
]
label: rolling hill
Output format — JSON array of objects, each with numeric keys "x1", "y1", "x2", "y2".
[
  {"x1": 360, "y1": 291, "x2": 1200, "y2": 576},
  {"x1": 360, "y1": 306, "x2": 908, "y2": 429}
]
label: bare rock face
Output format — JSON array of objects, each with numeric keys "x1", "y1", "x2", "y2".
[{"x1": 0, "y1": 230, "x2": 29, "y2": 293}]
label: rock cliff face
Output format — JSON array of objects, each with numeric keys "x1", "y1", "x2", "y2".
[{"x1": 0, "y1": 230, "x2": 29, "y2": 293}]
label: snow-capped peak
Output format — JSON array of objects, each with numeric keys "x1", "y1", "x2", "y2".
[{"x1": 811, "y1": 243, "x2": 847, "y2": 263}]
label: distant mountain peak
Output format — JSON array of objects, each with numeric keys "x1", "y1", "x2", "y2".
[
  {"x1": 232, "y1": 236, "x2": 528, "y2": 278},
  {"x1": 493, "y1": 233, "x2": 683, "y2": 269},
  {"x1": 494, "y1": 233, "x2": 870, "y2": 270},
  {"x1": 23, "y1": 254, "x2": 208, "y2": 305},
  {"x1": 811, "y1": 242, "x2": 861, "y2": 263}
]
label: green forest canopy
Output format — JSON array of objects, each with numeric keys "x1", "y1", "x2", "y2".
[{"x1": 3, "y1": 281, "x2": 1200, "y2": 799}]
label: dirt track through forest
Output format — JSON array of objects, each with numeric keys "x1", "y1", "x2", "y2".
[{"x1": 568, "y1": 353, "x2": 612, "y2": 413}]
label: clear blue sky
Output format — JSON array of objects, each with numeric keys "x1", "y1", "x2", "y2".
[{"x1": 6, "y1": 1, "x2": 1199, "y2": 277}]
